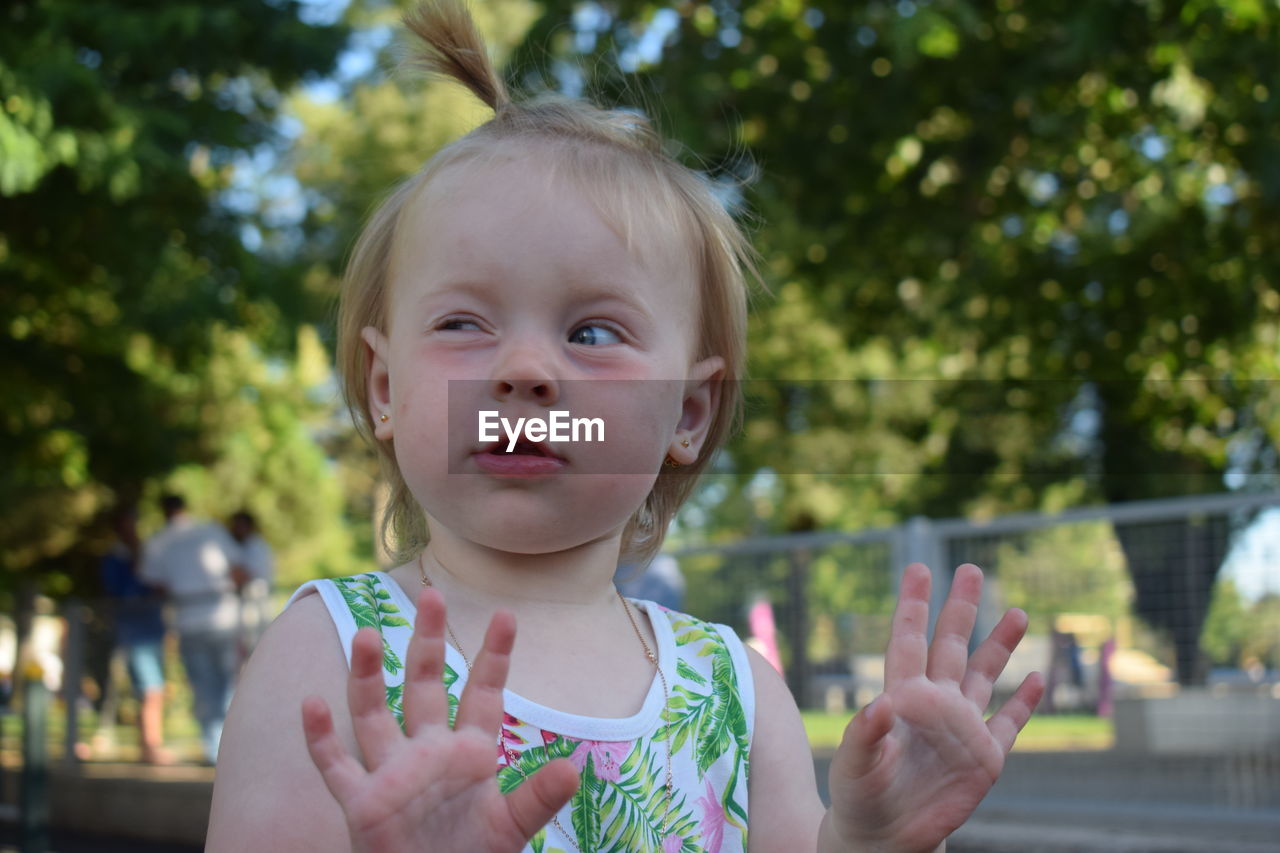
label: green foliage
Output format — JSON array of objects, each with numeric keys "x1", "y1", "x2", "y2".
[
  {"x1": 0, "y1": 1, "x2": 347, "y2": 595},
  {"x1": 150, "y1": 324, "x2": 361, "y2": 588},
  {"x1": 1201, "y1": 579, "x2": 1280, "y2": 669},
  {"x1": 1200, "y1": 577, "x2": 1251, "y2": 666},
  {"x1": 516, "y1": 0, "x2": 1280, "y2": 682},
  {"x1": 992, "y1": 521, "x2": 1133, "y2": 631},
  {"x1": 517, "y1": 0, "x2": 1280, "y2": 525}
]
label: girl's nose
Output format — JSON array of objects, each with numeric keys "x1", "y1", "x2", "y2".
[{"x1": 489, "y1": 343, "x2": 561, "y2": 406}]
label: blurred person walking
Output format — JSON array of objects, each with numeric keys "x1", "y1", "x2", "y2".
[
  {"x1": 99, "y1": 506, "x2": 174, "y2": 764},
  {"x1": 141, "y1": 494, "x2": 244, "y2": 764},
  {"x1": 228, "y1": 510, "x2": 275, "y2": 661}
]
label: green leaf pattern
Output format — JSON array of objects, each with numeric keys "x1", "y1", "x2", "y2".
[
  {"x1": 335, "y1": 574, "x2": 411, "y2": 677},
  {"x1": 327, "y1": 576, "x2": 750, "y2": 852}
]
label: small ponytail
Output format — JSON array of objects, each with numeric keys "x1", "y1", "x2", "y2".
[{"x1": 403, "y1": 0, "x2": 509, "y2": 112}]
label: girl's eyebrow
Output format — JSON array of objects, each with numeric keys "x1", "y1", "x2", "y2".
[
  {"x1": 419, "y1": 278, "x2": 494, "y2": 298},
  {"x1": 420, "y1": 278, "x2": 655, "y2": 314}
]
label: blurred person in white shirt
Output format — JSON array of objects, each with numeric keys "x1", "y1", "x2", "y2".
[
  {"x1": 141, "y1": 494, "x2": 244, "y2": 764},
  {"x1": 229, "y1": 510, "x2": 275, "y2": 661}
]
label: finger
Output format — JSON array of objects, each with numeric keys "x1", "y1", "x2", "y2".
[
  {"x1": 301, "y1": 695, "x2": 364, "y2": 804},
  {"x1": 926, "y1": 563, "x2": 983, "y2": 685},
  {"x1": 347, "y1": 627, "x2": 404, "y2": 768},
  {"x1": 504, "y1": 757, "x2": 580, "y2": 840},
  {"x1": 986, "y1": 671, "x2": 1045, "y2": 754},
  {"x1": 454, "y1": 609, "x2": 516, "y2": 734},
  {"x1": 884, "y1": 563, "x2": 931, "y2": 688},
  {"x1": 403, "y1": 586, "x2": 450, "y2": 736},
  {"x1": 832, "y1": 694, "x2": 895, "y2": 780},
  {"x1": 960, "y1": 607, "x2": 1030, "y2": 711}
]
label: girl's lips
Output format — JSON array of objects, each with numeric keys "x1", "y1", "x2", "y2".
[{"x1": 472, "y1": 451, "x2": 567, "y2": 477}]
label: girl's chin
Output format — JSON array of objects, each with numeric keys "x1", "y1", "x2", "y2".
[
  {"x1": 418, "y1": 480, "x2": 654, "y2": 549},
  {"x1": 429, "y1": 511, "x2": 629, "y2": 554}
]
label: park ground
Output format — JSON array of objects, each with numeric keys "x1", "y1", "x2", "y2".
[{"x1": 1, "y1": 706, "x2": 1277, "y2": 852}]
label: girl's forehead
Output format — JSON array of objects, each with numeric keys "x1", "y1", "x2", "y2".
[{"x1": 393, "y1": 155, "x2": 700, "y2": 300}]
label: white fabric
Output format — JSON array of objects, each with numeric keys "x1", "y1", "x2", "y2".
[
  {"x1": 287, "y1": 571, "x2": 757, "y2": 851},
  {"x1": 236, "y1": 533, "x2": 277, "y2": 650},
  {"x1": 237, "y1": 534, "x2": 274, "y2": 583},
  {"x1": 141, "y1": 516, "x2": 241, "y2": 634}
]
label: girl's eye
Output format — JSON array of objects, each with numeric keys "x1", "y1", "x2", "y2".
[
  {"x1": 569, "y1": 323, "x2": 623, "y2": 346},
  {"x1": 439, "y1": 318, "x2": 481, "y2": 332}
]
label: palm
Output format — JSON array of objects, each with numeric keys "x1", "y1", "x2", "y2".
[
  {"x1": 828, "y1": 564, "x2": 1044, "y2": 853},
  {"x1": 301, "y1": 589, "x2": 579, "y2": 853}
]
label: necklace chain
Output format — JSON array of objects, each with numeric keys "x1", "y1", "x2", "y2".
[{"x1": 417, "y1": 554, "x2": 674, "y2": 851}]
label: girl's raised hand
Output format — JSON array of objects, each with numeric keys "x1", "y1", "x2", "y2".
[
  {"x1": 823, "y1": 563, "x2": 1044, "y2": 853},
  {"x1": 301, "y1": 587, "x2": 580, "y2": 853}
]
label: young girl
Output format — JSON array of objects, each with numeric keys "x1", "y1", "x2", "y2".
[{"x1": 207, "y1": 2, "x2": 1044, "y2": 850}]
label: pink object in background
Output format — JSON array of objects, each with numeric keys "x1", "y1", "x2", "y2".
[{"x1": 748, "y1": 597, "x2": 784, "y2": 675}]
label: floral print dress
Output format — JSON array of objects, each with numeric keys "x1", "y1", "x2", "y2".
[{"x1": 289, "y1": 572, "x2": 754, "y2": 853}]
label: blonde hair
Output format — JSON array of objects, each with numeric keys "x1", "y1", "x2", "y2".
[{"x1": 337, "y1": 0, "x2": 760, "y2": 567}]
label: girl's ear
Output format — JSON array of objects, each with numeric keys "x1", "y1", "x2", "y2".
[
  {"x1": 361, "y1": 326, "x2": 394, "y2": 440},
  {"x1": 668, "y1": 355, "x2": 725, "y2": 465}
]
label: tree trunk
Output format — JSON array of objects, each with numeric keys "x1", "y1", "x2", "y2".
[{"x1": 1112, "y1": 515, "x2": 1228, "y2": 686}]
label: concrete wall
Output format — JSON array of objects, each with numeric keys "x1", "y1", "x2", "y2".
[{"x1": 1114, "y1": 688, "x2": 1280, "y2": 754}]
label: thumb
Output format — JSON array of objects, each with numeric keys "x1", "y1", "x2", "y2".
[
  {"x1": 833, "y1": 695, "x2": 894, "y2": 781},
  {"x1": 504, "y1": 757, "x2": 580, "y2": 840}
]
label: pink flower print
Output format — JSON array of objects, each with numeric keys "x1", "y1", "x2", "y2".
[
  {"x1": 661, "y1": 834, "x2": 684, "y2": 853},
  {"x1": 541, "y1": 729, "x2": 559, "y2": 748},
  {"x1": 567, "y1": 739, "x2": 631, "y2": 783},
  {"x1": 696, "y1": 779, "x2": 727, "y2": 853},
  {"x1": 499, "y1": 712, "x2": 527, "y2": 766}
]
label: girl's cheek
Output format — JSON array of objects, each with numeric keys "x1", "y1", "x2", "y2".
[{"x1": 417, "y1": 343, "x2": 485, "y2": 373}]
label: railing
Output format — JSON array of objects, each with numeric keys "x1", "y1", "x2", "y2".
[
  {"x1": 666, "y1": 489, "x2": 1280, "y2": 822},
  {"x1": 23, "y1": 489, "x2": 1280, "y2": 833}
]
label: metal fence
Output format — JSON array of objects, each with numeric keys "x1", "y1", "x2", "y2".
[
  {"x1": 25, "y1": 489, "x2": 1280, "y2": 839},
  {"x1": 668, "y1": 489, "x2": 1280, "y2": 827}
]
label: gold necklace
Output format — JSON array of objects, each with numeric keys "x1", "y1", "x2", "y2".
[{"x1": 417, "y1": 553, "x2": 675, "y2": 852}]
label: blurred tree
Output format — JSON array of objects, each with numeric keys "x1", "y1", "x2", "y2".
[
  {"x1": 1200, "y1": 576, "x2": 1251, "y2": 668},
  {"x1": 1242, "y1": 593, "x2": 1280, "y2": 670},
  {"x1": 516, "y1": 0, "x2": 1280, "y2": 683},
  {"x1": 992, "y1": 521, "x2": 1132, "y2": 632},
  {"x1": 0, "y1": 1, "x2": 347, "y2": 596},
  {"x1": 153, "y1": 324, "x2": 359, "y2": 589}
]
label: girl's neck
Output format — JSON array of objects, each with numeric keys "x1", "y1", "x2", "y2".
[{"x1": 417, "y1": 534, "x2": 622, "y2": 612}]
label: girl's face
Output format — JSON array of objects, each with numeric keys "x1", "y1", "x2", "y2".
[{"x1": 363, "y1": 156, "x2": 723, "y2": 556}]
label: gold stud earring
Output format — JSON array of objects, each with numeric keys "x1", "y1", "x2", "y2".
[
  {"x1": 681, "y1": 438, "x2": 690, "y2": 448},
  {"x1": 379, "y1": 414, "x2": 389, "y2": 423}
]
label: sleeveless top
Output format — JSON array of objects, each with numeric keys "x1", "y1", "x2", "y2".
[{"x1": 288, "y1": 571, "x2": 755, "y2": 853}]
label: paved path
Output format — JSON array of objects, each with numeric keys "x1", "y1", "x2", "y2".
[
  {"x1": 815, "y1": 749, "x2": 1280, "y2": 852},
  {"x1": 4, "y1": 750, "x2": 1278, "y2": 851}
]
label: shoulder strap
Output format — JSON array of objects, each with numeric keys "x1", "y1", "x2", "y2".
[
  {"x1": 662, "y1": 608, "x2": 757, "y2": 750},
  {"x1": 287, "y1": 573, "x2": 415, "y2": 728},
  {"x1": 712, "y1": 620, "x2": 757, "y2": 752},
  {"x1": 286, "y1": 576, "x2": 363, "y2": 668}
]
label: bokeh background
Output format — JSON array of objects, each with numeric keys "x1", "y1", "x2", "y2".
[{"x1": 2, "y1": 1, "x2": 1278, "y2": 850}]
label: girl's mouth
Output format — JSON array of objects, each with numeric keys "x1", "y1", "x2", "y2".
[
  {"x1": 478, "y1": 439, "x2": 564, "y2": 460},
  {"x1": 473, "y1": 445, "x2": 567, "y2": 477},
  {"x1": 508, "y1": 440, "x2": 547, "y2": 456}
]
